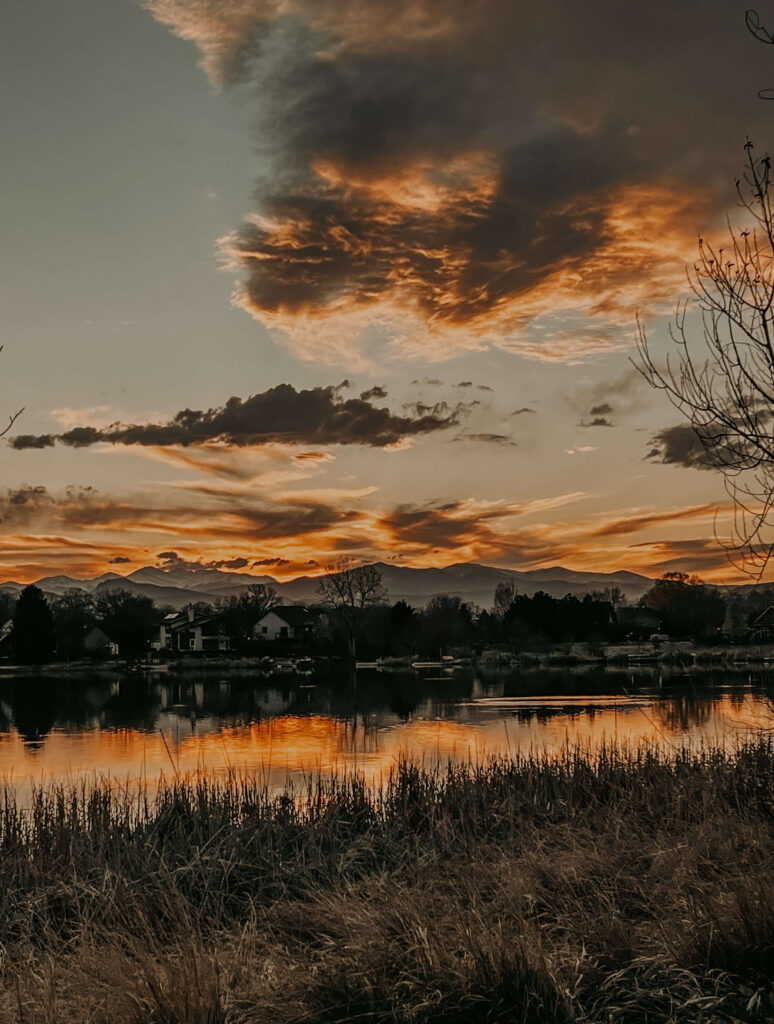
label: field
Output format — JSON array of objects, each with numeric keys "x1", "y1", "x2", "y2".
[{"x1": 1, "y1": 739, "x2": 773, "y2": 1023}]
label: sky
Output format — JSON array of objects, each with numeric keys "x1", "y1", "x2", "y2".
[{"x1": 2, "y1": 0, "x2": 774, "y2": 584}]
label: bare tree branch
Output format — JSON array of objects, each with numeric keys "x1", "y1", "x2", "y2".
[
  {"x1": 636, "y1": 142, "x2": 774, "y2": 578},
  {"x1": 316, "y1": 562, "x2": 386, "y2": 658},
  {"x1": 746, "y1": 10, "x2": 774, "y2": 98},
  {"x1": 0, "y1": 347, "x2": 23, "y2": 438}
]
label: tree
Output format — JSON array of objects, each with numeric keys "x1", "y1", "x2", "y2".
[
  {"x1": 420, "y1": 594, "x2": 475, "y2": 653},
  {"x1": 640, "y1": 572, "x2": 726, "y2": 639},
  {"x1": 637, "y1": 142, "x2": 774, "y2": 576},
  {"x1": 52, "y1": 589, "x2": 95, "y2": 659},
  {"x1": 0, "y1": 345, "x2": 23, "y2": 439},
  {"x1": 0, "y1": 590, "x2": 16, "y2": 626},
  {"x1": 493, "y1": 580, "x2": 518, "y2": 618},
  {"x1": 589, "y1": 586, "x2": 625, "y2": 607},
  {"x1": 12, "y1": 585, "x2": 55, "y2": 663},
  {"x1": 216, "y1": 583, "x2": 278, "y2": 647},
  {"x1": 746, "y1": 9, "x2": 774, "y2": 99},
  {"x1": 316, "y1": 563, "x2": 387, "y2": 658},
  {"x1": 94, "y1": 590, "x2": 158, "y2": 656}
]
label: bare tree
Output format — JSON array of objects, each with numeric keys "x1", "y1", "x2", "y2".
[
  {"x1": 217, "y1": 583, "x2": 279, "y2": 645},
  {"x1": 0, "y1": 347, "x2": 23, "y2": 438},
  {"x1": 746, "y1": 9, "x2": 774, "y2": 99},
  {"x1": 316, "y1": 563, "x2": 386, "y2": 658},
  {"x1": 637, "y1": 141, "x2": 774, "y2": 577},
  {"x1": 493, "y1": 580, "x2": 518, "y2": 618}
]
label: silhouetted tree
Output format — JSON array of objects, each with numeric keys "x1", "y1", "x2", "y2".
[
  {"x1": 386, "y1": 600, "x2": 417, "y2": 654},
  {"x1": 420, "y1": 594, "x2": 474, "y2": 654},
  {"x1": 52, "y1": 589, "x2": 95, "y2": 658},
  {"x1": 216, "y1": 583, "x2": 278, "y2": 647},
  {"x1": 588, "y1": 585, "x2": 625, "y2": 606},
  {"x1": 0, "y1": 590, "x2": 16, "y2": 626},
  {"x1": 746, "y1": 9, "x2": 774, "y2": 98},
  {"x1": 317, "y1": 564, "x2": 386, "y2": 658},
  {"x1": 94, "y1": 590, "x2": 158, "y2": 656},
  {"x1": 0, "y1": 345, "x2": 23, "y2": 440},
  {"x1": 493, "y1": 580, "x2": 519, "y2": 618},
  {"x1": 12, "y1": 585, "x2": 55, "y2": 663},
  {"x1": 637, "y1": 143, "x2": 774, "y2": 576},
  {"x1": 640, "y1": 573, "x2": 725, "y2": 639}
]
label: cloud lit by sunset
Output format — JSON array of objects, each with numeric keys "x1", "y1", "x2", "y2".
[{"x1": 5, "y1": 0, "x2": 774, "y2": 587}]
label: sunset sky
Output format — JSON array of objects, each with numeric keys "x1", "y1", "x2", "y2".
[{"x1": 3, "y1": 0, "x2": 774, "y2": 584}]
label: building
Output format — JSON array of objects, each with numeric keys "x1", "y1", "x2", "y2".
[
  {"x1": 748, "y1": 605, "x2": 774, "y2": 642},
  {"x1": 254, "y1": 606, "x2": 326, "y2": 642},
  {"x1": 83, "y1": 626, "x2": 119, "y2": 657},
  {"x1": 614, "y1": 606, "x2": 662, "y2": 639},
  {"x1": 155, "y1": 604, "x2": 231, "y2": 653}
]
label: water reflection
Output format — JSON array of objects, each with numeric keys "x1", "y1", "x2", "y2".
[{"x1": 0, "y1": 666, "x2": 771, "y2": 796}]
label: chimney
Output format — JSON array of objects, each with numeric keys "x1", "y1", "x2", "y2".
[{"x1": 187, "y1": 603, "x2": 194, "y2": 622}]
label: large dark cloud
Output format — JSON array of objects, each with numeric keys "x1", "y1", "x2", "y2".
[
  {"x1": 646, "y1": 424, "x2": 721, "y2": 471},
  {"x1": 9, "y1": 384, "x2": 466, "y2": 451},
  {"x1": 145, "y1": 0, "x2": 773, "y2": 362}
]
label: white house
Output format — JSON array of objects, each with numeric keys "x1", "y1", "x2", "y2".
[{"x1": 254, "y1": 606, "x2": 324, "y2": 641}]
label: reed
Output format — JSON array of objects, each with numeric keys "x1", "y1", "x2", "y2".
[{"x1": 2, "y1": 738, "x2": 773, "y2": 1022}]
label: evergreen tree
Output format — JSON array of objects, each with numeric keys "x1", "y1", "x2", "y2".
[{"x1": 12, "y1": 585, "x2": 55, "y2": 664}]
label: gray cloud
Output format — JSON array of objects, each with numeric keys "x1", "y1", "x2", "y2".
[
  {"x1": 359, "y1": 385, "x2": 388, "y2": 401},
  {"x1": 144, "y1": 0, "x2": 773, "y2": 362},
  {"x1": 9, "y1": 384, "x2": 465, "y2": 451},
  {"x1": 108, "y1": 556, "x2": 132, "y2": 564},
  {"x1": 157, "y1": 551, "x2": 251, "y2": 571},
  {"x1": 581, "y1": 416, "x2": 614, "y2": 428},
  {"x1": 453, "y1": 432, "x2": 518, "y2": 447},
  {"x1": 646, "y1": 423, "x2": 720, "y2": 471}
]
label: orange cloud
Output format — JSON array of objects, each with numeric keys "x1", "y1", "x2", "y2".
[
  {"x1": 0, "y1": 484, "x2": 749, "y2": 585},
  {"x1": 227, "y1": 177, "x2": 712, "y2": 368}
]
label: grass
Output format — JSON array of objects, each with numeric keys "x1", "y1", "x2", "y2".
[{"x1": 1, "y1": 739, "x2": 773, "y2": 1022}]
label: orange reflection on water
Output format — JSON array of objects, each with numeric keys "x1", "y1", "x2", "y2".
[{"x1": 0, "y1": 690, "x2": 772, "y2": 805}]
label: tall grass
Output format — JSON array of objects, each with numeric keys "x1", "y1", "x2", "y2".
[{"x1": 1, "y1": 739, "x2": 774, "y2": 1022}]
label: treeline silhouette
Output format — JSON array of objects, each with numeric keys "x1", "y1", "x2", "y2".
[{"x1": 3, "y1": 568, "x2": 774, "y2": 663}]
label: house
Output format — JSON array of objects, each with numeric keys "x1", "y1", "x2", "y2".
[
  {"x1": 254, "y1": 606, "x2": 326, "y2": 642},
  {"x1": 83, "y1": 626, "x2": 119, "y2": 657},
  {"x1": 748, "y1": 605, "x2": 774, "y2": 642},
  {"x1": 155, "y1": 604, "x2": 231, "y2": 653},
  {"x1": 614, "y1": 606, "x2": 662, "y2": 639}
]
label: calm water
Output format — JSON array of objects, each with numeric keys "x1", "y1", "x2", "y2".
[{"x1": 1, "y1": 665, "x2": 773, "y2": 797}]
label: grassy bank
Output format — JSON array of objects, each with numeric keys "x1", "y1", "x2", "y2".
[{"x1": 1, "y1": 741, "x2": 774, "y2": 1023}]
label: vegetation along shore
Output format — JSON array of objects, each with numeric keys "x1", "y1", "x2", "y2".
[{"x1": 1, "y1": 739, "x2": 773, "y2": 1022}]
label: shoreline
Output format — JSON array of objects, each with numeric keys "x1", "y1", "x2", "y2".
[{"x1": 2, "y1": 640, "x2": 774, "y2": 678}]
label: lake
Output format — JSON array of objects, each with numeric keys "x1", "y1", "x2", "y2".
[{"x1": 1, "y1": 664, "x2": 772, "y2": 798}]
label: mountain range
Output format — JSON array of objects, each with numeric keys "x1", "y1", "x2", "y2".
[{"x1": 0, "y1": 562, "x2": 656, "y2": 610}]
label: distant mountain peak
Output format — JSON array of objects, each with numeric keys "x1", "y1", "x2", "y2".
[{"x1": 0, "y1": 560, "x2": 657, "y2": 610}]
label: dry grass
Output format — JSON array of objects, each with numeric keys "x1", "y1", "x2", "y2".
[{"x1": 0, "y1": 740, "x2": 773, "y2": 1022}]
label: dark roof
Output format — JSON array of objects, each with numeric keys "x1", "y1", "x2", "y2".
[
  {"x1": 615, "y1": 607, "x2": 661, "y2": 627},
  {"x1": 84, "y1": 626, "x2": 113, "y2": 644},
  {"x1": 751, "y1": 605, "x2": 774, "y2": 628},
  {"x1": 265, "y1": 606, "x2": 316, "y2": 626},
  {"x1": 166, "y1": 611, "x2": 222, "y2": 631}
]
